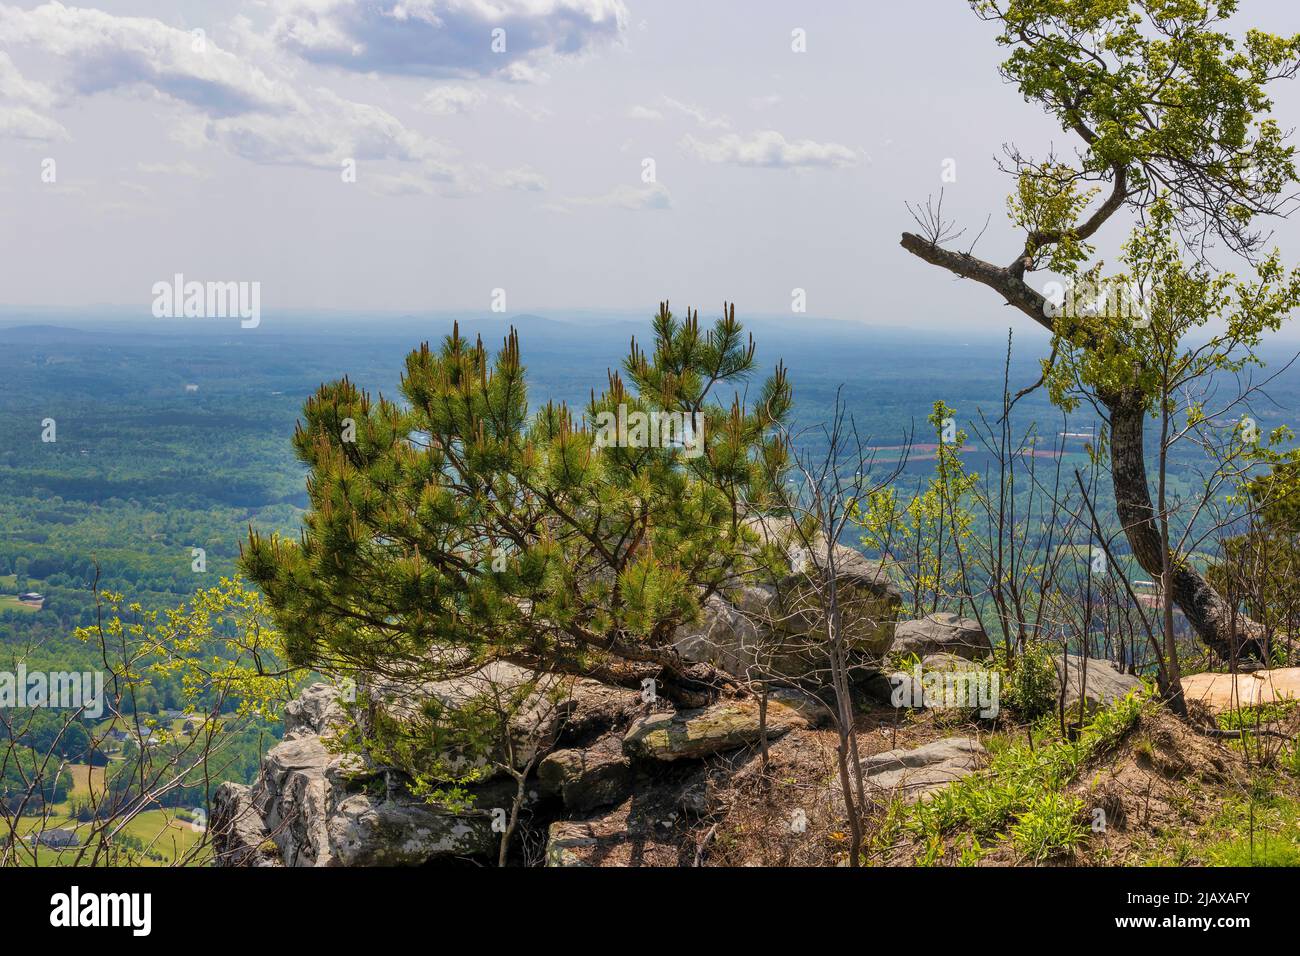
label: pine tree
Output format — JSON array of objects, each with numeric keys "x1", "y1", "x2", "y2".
[{"x1": 240, "y1": 303, "x2": 793, "y2": 706}]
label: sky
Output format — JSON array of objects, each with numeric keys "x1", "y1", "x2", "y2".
[{"x1": 2, "y1": 0, "x2": 1300, "y2": 332}]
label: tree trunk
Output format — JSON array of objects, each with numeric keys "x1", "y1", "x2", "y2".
[
  {"x1": 1106, "y1": 390, "x2": 1266, "y2": 661},
  {"x1": 897, "y1": 230, "x2": 1268, "y2": 662}
]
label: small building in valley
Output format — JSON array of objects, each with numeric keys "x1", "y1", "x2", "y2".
[{"x1": 32, "y1": 828, "x2": 80, "y2": 848}]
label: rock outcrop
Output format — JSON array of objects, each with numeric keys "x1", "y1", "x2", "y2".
[
  {"x1": 326, "y1": 789, "x2": 502, "y2": 866},
  {"x1": 217, "y1": 598, "x2": 1159, "y2": 868},
  {"x1": 882, "y1": 652, "x2": 996, "y2": 714},
  {"x1": 209, "y1": 782, "x2": 278, "y2": 867},
  {"x1": 369, "y1": 661, "x2": 591, "y2": 775},
  {"x1": 861, "y1": 736, "x2": 987, "y2": 803},
  {"x1": 213, "y1": 673, "x2": 643, "y2": 867}
]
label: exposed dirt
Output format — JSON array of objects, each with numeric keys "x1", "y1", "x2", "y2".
[
  {"x1": 700, "y1": 698, "x2": 993, "y2": 866},
  {"x1": 689, "y1": 697, "x2": 1299, "y2": 867}
]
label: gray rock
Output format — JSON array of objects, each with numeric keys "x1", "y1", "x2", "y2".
[
  {"x1": 768, "y1": 687, "x2": 834, "y2": 727},
  {"x1": 673, "y1": 593, "x2": 765, "y2": 677},
  {"x1": 892, "y1": 613, "x2": 992, "y2": 661},
  {"x1": 860, "y1": 736, "x2": 986, "y2": 802},
  {"x1": 327, "y1": 793, "x2": 498, "y2": 866},
  {"x1": 372, "y1": 662, "x2": 560, "y2": 774},
  {"x1": 777, "y1": 544, "x2": 903, "y2": 663},
  {"x1": 210, "y1": 782, "x2": 279, "y2": 867},
  {"x1": 673, "y1": 532, "x2": 902, "y2": 686},
  {"x1": 325, "y1": 752, "x2": 376, "y2": 790},
  {"x1": 562, "y1": 678, "x2": 645, "y2": 735},
  {"x1": 538, "y1": 735, "x2": 633, "y2": 813},
  {"x1": 1054, "y1": 654, "x2": 1143, "y2": 723},
  {"x1": 623, "y1": 698, "x2": 807, "y2": 762},
  {"x1": 251, "y1": 733, "x2": 334, "y2": 867},
  {"x1": 372, "y1": 665, "x2": 642, "y2": 778},
  {"x1": 218, "y1": 681, "x2": 548, "y2": 867},
  {"x1": 921, "y1": 652, "x2": 984, "y2": 672},
  {"x1": 859, "y1": 669, "x2": 898, "y2": 704},
  {"x1": 675, "y1": 776, "x2": 712, "y2": 817},
  {"x1": 283, "y1": 682, "x2": 347, "y2": 737}
]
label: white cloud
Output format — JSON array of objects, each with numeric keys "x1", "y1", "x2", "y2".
[
  {"x1": 421, "y1": 85, "x2": 485, "y2": 115},
  {"x1": 267, "y1": 0, "x2": 627, "y2": 80},
  {"x1": 0, "y1": 50, "x2": 66, "y2": 141},
  {"x1": 137, "y1": 160, "x2": 208, "y2": 178},
  {"x1": 0, "y1": 2, "x2": 302, "y2": 117},
  {"x1": 363, "y1": 170, "x2": 444, "y2": 196},
  {"x1": 497, "y1": 166, "x2": 548, "y2": 191},
  {"x1": 662, "y1": 96, "x2": 730, "y2": 130},
  {"x1": 0, "y1": 3, "x2": 468, "y2": 193},
  {"x1": 0, "y1": 50, "x2": 56, "y2": 108},
  {"x1": 207, "y1": 87, "x2": 461, "y2": 181},
  {"x1": 0, "y1": 104, "x2": 66, "y2": 141},
  {"x1": 500, "y1": 60, "x2": 551, "y2": 85},
  {"x1": 553, "y1": 181, "x2": 670, "y2": 211},
  {"x1": 681, "y1": 129, "x2": 858, "y2": 169},
  {"x1": 626, "y1": 104, "x2": 662, "y2": 121},
  {"x1": 499, "y1": 93, "x2": 551, "y2": 122}
]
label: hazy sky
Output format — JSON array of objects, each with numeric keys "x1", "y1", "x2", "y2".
[{"x1": 3, "y1": 0, "x2": 1300, "y2": 331}]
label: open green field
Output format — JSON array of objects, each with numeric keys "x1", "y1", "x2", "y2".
[
  {"x1": 0, "y1": 573, "x2": 42, "y2": 613},
  {"x1": 13, "y1": 809, "x2": 208, "y2": 866},
  {"x1": 0, "y1": 596, "x2": 40, "y2": 614},
  {"x1": 8, "y1": 760, "x2": 210, "y2": 866}
]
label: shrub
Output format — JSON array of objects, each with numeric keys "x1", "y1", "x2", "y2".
[
  {"x1": 1002, "y1": 642, "x2": 1058, "y2": 720},
  {"x1": 1010, "y1": 791, "x2": 1088, "y2": 862}
]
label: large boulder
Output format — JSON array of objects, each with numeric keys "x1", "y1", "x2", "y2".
[
  {"x1": 622, "y1": 698, "x2": 806, "y2": 762},
  {"x1": 776, "y1": 543, "x2": 903, "y2": 664},
  {"x1": 768, "y1": 687, "x2": 835, "y2": 728},
  {"x1": 860, "y1": 736, "x2": 986, "y2": 803},
  {"x1": 327, "y1": 792, "x2": 499, "y2": 866},
  {"x1": 562, "y1": 679, "x2": 646, "y2": 737},
  {"x1": 368, "y1": 666, "x2": 644, "y2": 780},
  {"x1": 672, "y1": 593, "x2": 765, "y2": 678},
  {"x1": 674, "y1": 520, "x2": 903, "y2": 685},
  {"x1": 1054, "y1": 654, "x2": 1144, "y2": 722},
  {"x1": 1181, "y1": 667, "x2": 1300, "y2": 713},
  {"x1": 229, "y1": 727, "x2": 521, "y2": 867},
  {"x1": 891, "y1": 612, "x2": 992, "y2": 661},
  {"x1": 538, "y1": 735, "x2": 633, "y2": 813}
]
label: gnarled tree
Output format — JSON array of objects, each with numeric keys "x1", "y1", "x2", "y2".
[{"x1": 901, "y1": 0, "x2": 1300, "y2": 660}]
